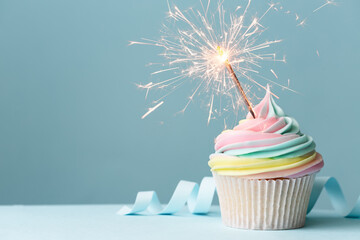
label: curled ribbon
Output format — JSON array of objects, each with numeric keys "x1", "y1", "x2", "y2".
[{"x1": 117, "y1": 176, "x2": 360, "y2": 217}]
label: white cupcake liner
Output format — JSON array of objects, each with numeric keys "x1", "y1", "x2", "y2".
[{"x1": 213, "y1": 172, "x2": 315, "y2": 230}]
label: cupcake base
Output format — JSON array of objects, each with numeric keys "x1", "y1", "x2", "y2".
[{"x1": 213, "y1": 172, "x2": 315, "y2": 230}]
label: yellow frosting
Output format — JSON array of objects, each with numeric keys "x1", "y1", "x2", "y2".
[{"x1": 208, "y1": 151, "x2": 316, "y2": 176}]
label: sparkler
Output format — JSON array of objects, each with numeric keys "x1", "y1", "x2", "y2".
[{"x1": 131, "y1": 0, "x2": 290, "y2": 122}]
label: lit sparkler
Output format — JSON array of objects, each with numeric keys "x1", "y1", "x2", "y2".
[
  {"x1": 216, "y1": 46, "x2": 255, "y2": 118},
  {"x1": 132, "y1": 0, "x2": 286, "y2": 122}
]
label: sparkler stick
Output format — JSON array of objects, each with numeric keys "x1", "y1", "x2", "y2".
[
  {"x1": 217, "y1": 46, "x2": 256, "y2": 118},
  {"x1": 225, "y1": 61, "x2": 256, "y2": 119}
]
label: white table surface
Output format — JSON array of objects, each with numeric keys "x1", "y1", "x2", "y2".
[{"x1": 1, "y1": 205, "x2": 359, "y2": 240}]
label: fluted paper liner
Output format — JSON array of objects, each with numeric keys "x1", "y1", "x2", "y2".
[{"x1": 213, "y1": 173, "x2": 315, "y2": 230}]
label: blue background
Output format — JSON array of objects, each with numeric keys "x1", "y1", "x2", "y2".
[{"x1": 0, "y1": 0, "x2": 359, "y2": 206}]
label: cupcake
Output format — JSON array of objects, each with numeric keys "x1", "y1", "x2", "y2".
[{"x1": 208, "y1": 87, "x2": 324, "y2": 230}]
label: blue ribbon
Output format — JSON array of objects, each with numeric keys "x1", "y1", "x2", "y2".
[{"x1": 117, "y1": 176, "x2": 360, "y2": 217}]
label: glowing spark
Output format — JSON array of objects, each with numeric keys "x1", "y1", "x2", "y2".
[
  {"x1": 297, "y1": 18, "x2": 307, "y2": 27},
  {"x1": 137, "y1": 82, "x2": 153, "y2": 89},
  {"x1": 151, "y1": 67, "x2": 179, "y2": 75},
  {"x1": 137, "y1": 82, "x2": 154, "y2": 99},
  {"x1": 316, "y1": 50, "x2": 320, "y2": 57},
  {"x1": 141, "y1": 101, "x2": 164, "y2": 119},
  {"x1": 216, "y1": 46, "x2": 229, "y2": 63},
  {"x1": 270, "y1": 69, "x2": 278, "y2": 79},
  {"x1": 133, "y1": 0, "x2": 288, "y2": 120},
  {"x1": 313, "y1": 0, "x2": 336, "y2": 13}
]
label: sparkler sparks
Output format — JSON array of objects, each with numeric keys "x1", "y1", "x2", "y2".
[
  {"x1": 132, "y1": 0, "x2": 288, "y2": 122},
  {"x1": 313, "y1": 0, "x2": 337, "y2": 13},
  {"x1": 141, "y1": 101, "x2": 164, "y2": 119}
]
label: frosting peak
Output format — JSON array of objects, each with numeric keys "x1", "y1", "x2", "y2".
[{"x1": 247, "y1": 86, "x2": 285, "y2": 119}]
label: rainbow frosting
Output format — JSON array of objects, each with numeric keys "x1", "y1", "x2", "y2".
[{"x1": 208, "y1": 87, "x2": 324, "y2": 179}]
